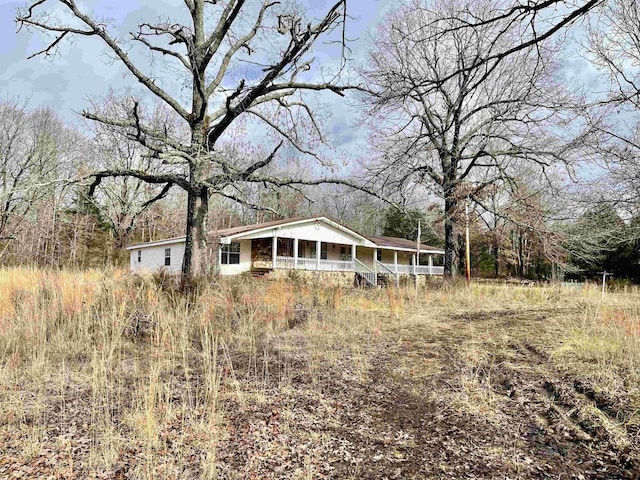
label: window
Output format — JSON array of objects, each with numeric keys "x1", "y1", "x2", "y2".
[
  {"x1": 221, "y1": 242, "x2": 241, "y2": 265},
  {"x1": 320, "y1": 242, "x2": 327, "y2": 260},
  {"x1": 137, "y1": 250, "x2": 141, "y2": 263},
  {"x1": 376, "y1": 250, "x2": 382, "y2": 262},
  {"x1": 277, "y1": 238, "x2": 293, "y2": 256},
  {"x1": 164, "y1": 248, "x2": 171, "y2": 266},
  {"x1": 340, "y1": 246, "x2": 347, "y2": 261}
]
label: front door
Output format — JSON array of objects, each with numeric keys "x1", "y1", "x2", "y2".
[{"x1": 251, "y1": 238, "x2": 272, "y2": 269}]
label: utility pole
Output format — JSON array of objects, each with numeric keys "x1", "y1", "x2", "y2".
[
  {"x1": 465, "y1": 199, "x2": 471, "y2": 285},
  {"x1": 416, "y1": 219, "x2": 421, "y2": 296}
]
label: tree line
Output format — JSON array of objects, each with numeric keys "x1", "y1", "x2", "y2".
[{"x1": 4, "y1": 0, "x2": 640, "y2": 281}]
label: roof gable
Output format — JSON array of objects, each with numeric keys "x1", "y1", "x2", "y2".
[{"x1": 220, "y1": 216, "x2": 377, "y2": 247}]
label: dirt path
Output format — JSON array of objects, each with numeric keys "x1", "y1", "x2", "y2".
[
  {"x1": 2, "y1": 305, "x2": 639, "y2": 479},
  {"x1": 217, "y1": 307, "x2": 640, "y2": 479}
]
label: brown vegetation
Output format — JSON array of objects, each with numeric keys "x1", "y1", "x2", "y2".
[{"x1": 0, "y1": 270, "x2": 639, "y2": 478}]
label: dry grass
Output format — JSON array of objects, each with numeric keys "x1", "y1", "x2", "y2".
[{"x1": 0, "y1": 268, "x2": 639, "y2": 478}]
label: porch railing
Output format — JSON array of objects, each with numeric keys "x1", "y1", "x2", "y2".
[
  {"x1": 416, "y1": 265, "x2": 444, "y2": 275},
  {"x1": 376, "y1": 260, "x2": 399, "y2": 287},
  {"x1": 381, "y1": 263, "x2": 412, "y2": 275},
  {"x1": 380, "y1": 263, "x2": 445, "y2": 276},
  {"x1": 275, "y1": 256, "x2": 295, "y2": 269},
  {"x1": 275, "y1": 256, "x2": 354, "y2": 272},
  {"x1": 273, "y1": 256, "x2": 444, "y2": 275},
  {"x1": 354, "y1": 258, "x2": 377, "y2": 286},
  {"x1": 296, "y1": 257, "x2": 317, "y2": 270},
  {"x1": 318, "y1": 259, "x2": 354, "y2": 271}
]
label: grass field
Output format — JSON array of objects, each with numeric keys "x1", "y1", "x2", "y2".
[{"x1": 0, "y1": 268, "x2": 639, "y2": 479}]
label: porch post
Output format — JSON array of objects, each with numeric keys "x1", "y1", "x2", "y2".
[
  {"x1": 272, "y1": 235, "x2": 277, "y2": 269},
  {"x1": 293, "y1": 238, "x2": 299, "y2": 269},
  {"x1": 393, "y1": 250, "x2": 399, "y2": 288},
  {"x1": 316, "y1": 240, "x2": 321, "y2": 271},
  {"x1": 412, "y1": 254, "x2": 417, "y2": 275},
  {"x1": 351, "y1": 243, "x2": 356, "y2": 270},
  {"x1": 218, "y1": 243, "x2": 222, "y2": 272},
  {"x1": 428, "y1": 254, "x2": 433, "y2": 275},
  {"x1": 373, "y1": 248, "x2": 378, "y2": 273}
]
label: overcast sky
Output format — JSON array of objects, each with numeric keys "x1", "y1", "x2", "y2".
[
  {"x1": 0, "y1": 0, "x2": 395, "y2": 155},
  {"x1": 0, "y1": 0, "x2": 603, "y2": 170}
]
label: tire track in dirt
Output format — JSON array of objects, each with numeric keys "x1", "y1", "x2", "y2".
[
  {"x1": 467, "y1": 311, "x2": 640, "y2": 479},
  {"x1": 323, "y1": 308, "x2": 640, "y2": 479},
  {"x1": 208, "y1": 308, "x2": 640, "y2": 479}
]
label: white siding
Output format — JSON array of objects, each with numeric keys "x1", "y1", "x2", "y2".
[
  {"x1": 235, "y1": 220, "x2": 369, "y2": 246},
  {"x1": 130, "y1": 241, "x2": 185, "y2": 274},
  {"x1": 130, "y1": 239, "x2": 251, "y2": 275},
  {"x1": 356, "y1": 246, "x2": 375, "y2": 269},
  {"x1": 126, "y1": 216, "x2": 441, "y2": 277},
  {"x1": 399, "y1": 251, "x2": 413, "y2": 265}
]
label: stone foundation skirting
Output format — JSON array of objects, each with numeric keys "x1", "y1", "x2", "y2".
[{"x1": 266, "y1": 269, "x2": 354, "y2": 288}]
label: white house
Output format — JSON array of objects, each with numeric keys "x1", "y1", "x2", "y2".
[{"x1": 126, "y1": 216, "x2": 444, "y2": 285}]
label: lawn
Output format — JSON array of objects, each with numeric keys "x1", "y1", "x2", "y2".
[{"x1": 0, "y1": 268, "x2": 639, "y2": 479}]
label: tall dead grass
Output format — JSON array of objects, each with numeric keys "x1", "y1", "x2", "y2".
[{"x1": 1, "y1": 268, "x2": 639, "y2": 477}]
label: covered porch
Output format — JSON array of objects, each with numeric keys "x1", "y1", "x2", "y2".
[
  {"x1": 251, "y1": 237, "x2": 356, "y2": 272},
  {"x1": 249, "y1": 238, "x2": 444, "y2": 275}
]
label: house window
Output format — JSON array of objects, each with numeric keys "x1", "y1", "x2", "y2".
[
  {"x1": 320, "y1": 242, "x2": 327, "y2": 260},
  {"x1": 376, "y1": 250, "x2": 382, "y2": 262},
  {"x1": 339, "y1": 246, "x2": 347, "y2": 261},
  {"x1": 164, "y1": 248, "x2": 171, "y2": 266},
  {"x1": 221, "y1": 242, "x2": 241, "y2": 265},
  {"x1": 137, "y1": 250, "x2": 141, "y2": 263},
  {"x1": 277, "y1": 238, "x2": 293, "y2": 257}
]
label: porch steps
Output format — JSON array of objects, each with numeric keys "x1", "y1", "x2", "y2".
[
  {"x1": 354, "y1": 272, "x2": 376, "y2": 288},
  {"x1": 250, "y1": 268, "x2": 272, "y2": 279},
  {"x1": 377, "y1": 273, "x2": 390, "y2": 287}
]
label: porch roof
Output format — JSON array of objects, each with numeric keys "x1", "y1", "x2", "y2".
[
  {"x1": 367, "y1": 235, "x2": 444, "y2": 254},
  {"x1": 127, "y1": 215, "x2": 445, "y2": 255}
]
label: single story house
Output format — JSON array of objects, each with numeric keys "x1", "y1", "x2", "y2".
[{"x1": 126, "y1": 216, "x2": 444, "y2": 286}]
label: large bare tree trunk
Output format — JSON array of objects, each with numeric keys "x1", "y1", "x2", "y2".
[
  {"x1": 443, "y1": 189, "x2": 458, "y2": 278},
  {"x1": 182, "y1": 188, "x2": 209, "y2": 278}
]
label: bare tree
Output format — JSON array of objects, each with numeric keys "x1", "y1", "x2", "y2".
[
  {"x1": 82, "y1": 103, "x2": 180, "y2": 252},
  {"x1": 589, "y1": 0, "x2": 640, "y2": 107},
  {"x1": 414, "y1": 0, "x2": 602, "y2": 89},
  {"x1": 587, "y1": 0, "x2": 640, "y2": 214},
  {"x1": 0, "y1": 98, "x2": 81, "y2": 259},
  {"x1": 475, "y1": 185, "x2": 511, "y2": 277},
  {"x1": 17, "y1": 0, "x2": 362, "y2": 278},
  {"x1": 360, "y1": 0, "x2": 584, "y2": 277}
]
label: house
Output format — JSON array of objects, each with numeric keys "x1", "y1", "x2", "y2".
[{"x1": 126, "y1": 216, "x2": 444, "y2": 286}]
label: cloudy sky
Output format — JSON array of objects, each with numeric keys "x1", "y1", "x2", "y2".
[
  {"x1": 0, "y1": 0, "x2": 604, "y2": 173},
  {"x1": 0, "y1": 1, "x2": 401, "y2": 159}
]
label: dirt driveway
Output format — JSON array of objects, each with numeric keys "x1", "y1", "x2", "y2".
[{"x1": 216, "y1": 306, "x2": 640, "y2": 479}]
